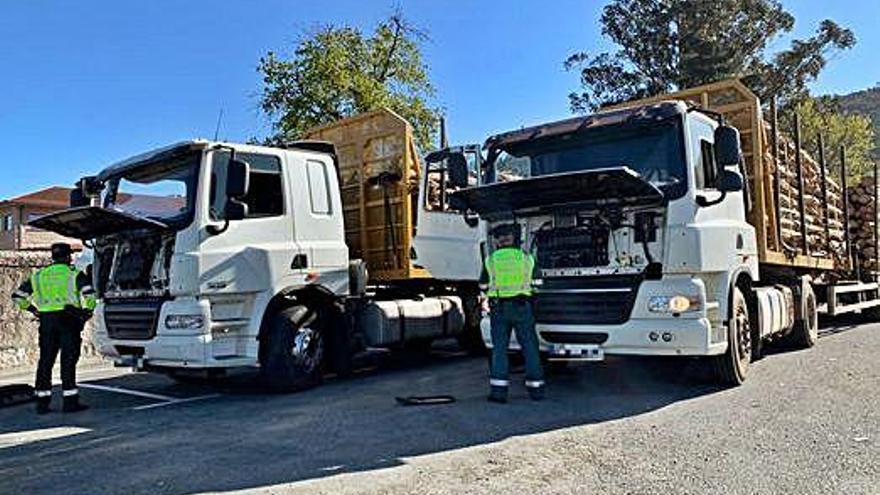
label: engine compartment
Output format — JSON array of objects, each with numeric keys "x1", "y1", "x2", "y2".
[
  {"x1": 534, "y1": 219, "x2": 610, "y2": 270},
  {"x1": 95, "y1": 229, "x2": 175, "y2": 299},
  {"x1": 523, "y1": 207, "x2": 665, "y2": 278}
]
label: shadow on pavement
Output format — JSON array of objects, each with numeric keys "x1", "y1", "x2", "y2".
[{"x1": 0, "y1": 348, "x2": 724, "y2": 495}]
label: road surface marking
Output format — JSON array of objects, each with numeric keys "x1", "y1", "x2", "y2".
[
  {"x1": 0, "y1": 427, "x2": 91, "y2": 450},
  {"x1": 131, "y1": 394, "x2": 221, "y2": 411},
  {"x1": 78, "y1": 383, "x2": 178, "y2": 402}
]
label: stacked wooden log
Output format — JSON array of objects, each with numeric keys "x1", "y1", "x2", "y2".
[
  {"x1": 760, "y1": 120, "x2": 846, "y2": 264},
  {"x1": 847, "y1": 177, "x2": 879, "y2": 274}
]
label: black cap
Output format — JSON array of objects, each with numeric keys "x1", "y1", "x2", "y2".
[
  {"x1": 490, "y1": 223, "x2": 518, "y2": 238},
  {"x1": 50, "y1": 243, "x2": 72, "y2": 262}
]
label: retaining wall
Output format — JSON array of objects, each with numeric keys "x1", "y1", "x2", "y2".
[{"x1": 0, "y1": 251, "x2": 97, "y2": 371}]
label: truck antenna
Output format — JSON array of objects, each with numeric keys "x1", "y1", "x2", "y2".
[{"x1": 213, "y1": 108, "x2": 225, "y2": 141}]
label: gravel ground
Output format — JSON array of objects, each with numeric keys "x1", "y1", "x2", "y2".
[{"x1": 0, "y1": 320, "x2": 877, "y2": 495}]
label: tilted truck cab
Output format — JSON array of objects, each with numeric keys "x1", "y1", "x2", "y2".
[
  {"x1": 455, "y1": 101, "x2": 759, "y2": 381},
  {"x1": 33, "y1": 109, "x2": 486, "y2": 391},
  {"x1": 454, "y1": 80, "x2": 875, "y2": 385}
]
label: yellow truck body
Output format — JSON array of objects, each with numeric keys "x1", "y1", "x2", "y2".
[{"x1": 305, "y1": 109, "x2": 430, "y2": 282}]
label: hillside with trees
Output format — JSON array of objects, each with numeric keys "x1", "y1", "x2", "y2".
[{"x1": 836, "y1": 85, "x2": 880, "y2": 159}]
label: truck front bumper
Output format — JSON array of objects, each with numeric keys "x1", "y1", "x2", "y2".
[
  {"x1": 481, "y1": 276, "x2": 727, "y2": 358},
  {"x1": 93, "y1": 298, "x2": 258, "y2": 369},
  {"x1": 481, "y1": 316, "x2": 726, "y2": 357}
]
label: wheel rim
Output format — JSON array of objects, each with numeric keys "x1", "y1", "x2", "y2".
[
  {"x1": 735, "y1": 302, "x2": 751, "y2": 364},
  {"x1": 291, "y1": 326, "x2": 323, "y2": 372}
]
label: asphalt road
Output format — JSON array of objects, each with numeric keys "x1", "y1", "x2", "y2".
[{"x1": 0, "y1": 318, "x2": 877, "y2": 495}]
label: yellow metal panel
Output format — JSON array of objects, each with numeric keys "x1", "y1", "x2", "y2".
[{"x1": 305, "y1": 109, "x2": 423, "y2": 282}]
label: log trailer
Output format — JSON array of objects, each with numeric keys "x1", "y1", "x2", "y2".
[
  {"x1": 32, "y1": 109, "x2": 485, "y2": 391},
  {"x1": 452, "y1": 79, "x2": 880, "y2": 384}
]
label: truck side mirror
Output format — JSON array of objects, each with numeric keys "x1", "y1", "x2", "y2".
[
  {"x1": 70, "y1": 176, "x2": 101, "y2": 208},
  {"x1": 224, "y1": 199, "x2": 248, "y2": 221},
  {"x1": 70, "y1": 188, "x2": 88, "y2": 208},
  {"x1": 447, "y1": 153, "x2": 470, "y2": 188},
  {"x1": 717, "y1": 169, "x2": 744, "y2": 193},
  {"x1": 714, "y1": 125, "x2": 741, "y2": 167},
  {"x1": 226, "y1": 159, "x2": 251, "y2": 198},
  {"x1": 696, "y1": 169, "x2": 744, "y2": 207},
  {"x1": 207, "y1": 158, "x2": 250, "y2": 235}
]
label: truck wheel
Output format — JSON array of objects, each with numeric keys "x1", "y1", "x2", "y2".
[
  {"x1": 712, "y1": 286, "x2": 751, "y2": 386},
  {"x1": 260, "y1": 305, "x2": 324, "y2": 392},
  {"x1": 786, "y1": 285, "x2": 818, "y2": 349}
]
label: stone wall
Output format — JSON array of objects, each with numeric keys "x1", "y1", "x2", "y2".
[{"x1": 0, "y1": 251, "x2": 97, "y2": 371}]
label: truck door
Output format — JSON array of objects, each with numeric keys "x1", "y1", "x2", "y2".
[
  {"x1": 690, "y1": 117, "x2": 748, "y2": 224},
  {"x1": 287, "y1": 152, "x2": 349, "y2": 292},
  {"x1": 412, "y1": 145, "x2": 483, "y2": 282},
  {"x1": 200, "y1": 149, "x2": 302, "y2": 295}
]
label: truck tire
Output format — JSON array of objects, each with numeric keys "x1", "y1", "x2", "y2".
[
  {"x1": 786, "y1": 285, "x2": 818, "y2": 349},
  {"x1": 260, "y1": 305, "x2": 324, "y2": 392},
  {"x1": 712, "y1": 286, "x2": 751, "y2": 386}
]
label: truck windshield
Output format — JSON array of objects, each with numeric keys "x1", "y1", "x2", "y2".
[
  {"x1": 494, "y1": 120, "x2": 687, "y2": 198},
  {"x1": 103, "y1": 152, "x2": 200, "y2": 227}
]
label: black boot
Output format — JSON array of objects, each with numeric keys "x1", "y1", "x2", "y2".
[
  {"x1": 487, "y1": 385, "x2": 508, "y2": 404},
  {"x1": 62, "y1": 395, "x2": 89, "y2": 413},
  {"x1": 527, "y1": 386, "x2": 545, "y2": 401},
  {"x1": 35, "y1": 396, "x2": 52, "y2": 415}
]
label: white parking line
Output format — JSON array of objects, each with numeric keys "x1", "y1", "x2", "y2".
[
  {"x1": 77, "y1": 383, "x2": 223, "y2": 410},
  {"x1": 131, "y1": 394, "x2": 221, "y2": 411},
  {"x1": 78, "y1": 383, "x2": 178, "y2": 402},
  {"x1": 0, "y1": 427, "x2": 91, "y2": 450}
]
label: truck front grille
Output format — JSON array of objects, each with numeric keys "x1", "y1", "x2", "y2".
[
  {"x1": 535, "y1": 276, "x2": 640, "y2": 325},
  {"x1": 104, "y1": 299, "x2": 165, "y2": 340}
]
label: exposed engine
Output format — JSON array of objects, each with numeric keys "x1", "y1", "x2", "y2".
[
  {"x1": 95, "y1": 229, "x2": 175, "y2": 299},
  {"x1": 524, "y1": 207, "x2": 664, "y2": 277},
  {"x1": 534, "y1": 219, "x2": 610, "y2": 270}
]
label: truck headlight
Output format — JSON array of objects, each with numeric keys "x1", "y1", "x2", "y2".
[
  {"x1": 165, "y1": 314, "x2": 205, "y2": 329},
  {"x1": 647, "y1": 295, "x2": 701, "y2": 313}
]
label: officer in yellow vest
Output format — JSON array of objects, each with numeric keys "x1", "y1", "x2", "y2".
[
  {"x1": 481, "y1": 223, "x2": 544, "y2": 403},
  {"x1": 11, "y1": 243, "x2": 96, "y2": 414}
]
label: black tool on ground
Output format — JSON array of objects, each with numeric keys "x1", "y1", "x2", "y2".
[
  {"x1": 395, "y1": 395, "x2": 456, "y2": 406},
  {"x1": 0, "y1": 384, "x2": 35, "y2": 408}
]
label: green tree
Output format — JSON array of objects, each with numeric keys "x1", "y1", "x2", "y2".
[
  {"x1": 787, "y1": 96, "x2": 876, "y2": 182},
  {"x1": 836, "y1": 85, "x2": 880, "y2": 160},
  {"x1": 258, "y1": 12, "x2": 440, "y2": 150},
  {"x1": 565, "y1": 0, "x2": 855, "y2": 112}
]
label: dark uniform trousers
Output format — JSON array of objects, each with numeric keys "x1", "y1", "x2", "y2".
[{"x1": 36, "y1": 310, "x2": 86, "y2": 394}]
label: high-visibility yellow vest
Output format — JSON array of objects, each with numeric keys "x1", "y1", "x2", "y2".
[
  {"x1": 30, "y1": 264, "x2": 84, "y2": 313},
  {"x1": 485, "y1": 247, "x2": 535, "y2": 299}
]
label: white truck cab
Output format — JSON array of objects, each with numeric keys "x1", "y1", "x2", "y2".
[
  {"x1": 34, "y1": 135, "x2": 484, "y2": 391},
  {"x1": 454, "y1": 100, "x2": 804, "y2": 385}
]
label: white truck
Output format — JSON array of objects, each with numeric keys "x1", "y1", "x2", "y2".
[
  {"x1": 452, "y1": 80, "x2": 880, "y2": 385},
  {"x1": 33, "y1": 109, "x2": 486, "y2": 391}
]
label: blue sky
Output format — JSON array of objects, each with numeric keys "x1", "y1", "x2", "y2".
[{"x1": 1, "y1": 0, "x2": 878, "y2": 199}]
